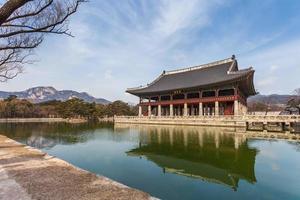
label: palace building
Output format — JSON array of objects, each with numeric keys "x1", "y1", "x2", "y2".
[{"x1": 127, "y1": 56, "x2": 256, "y2": 117}]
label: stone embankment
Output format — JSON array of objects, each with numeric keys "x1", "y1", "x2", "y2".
[
  {"x1": 114, "y1": 115, "x2": 300, "y2": 132},
  {"x1": 98, "y1": 117, "x2": 114, "y2": 122},
  {"x1": 0, "y1": 118, "x2": 87, "y2": 124},
  {"x1": 0, "y1": 135, "x2": 153, "y2": 200}
]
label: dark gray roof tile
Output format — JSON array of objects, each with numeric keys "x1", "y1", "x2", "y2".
[{"x1": 127, "y1": 57, "x2": 255, "y2": 96}]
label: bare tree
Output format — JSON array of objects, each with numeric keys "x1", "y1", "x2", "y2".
[
  {"x1": 285, "y1": 88, "x2": 300, "y2": 115},
  {"x1": 0, "y1": 0, "x2": 86, "y2": 81},
  {"x1": 293, "y1": 88, "x2": 300, "y2": 96}
]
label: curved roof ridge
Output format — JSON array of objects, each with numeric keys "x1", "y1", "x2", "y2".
[
  {"x1": 127, "y1": 72, "x2": 165, "y2": 91},
  {"x1": 228, "y1": 67, "x2": 253, "y2": 74},
  {"x1": 165, "y1": 57, "x2": 234, "y2": 75},
  {"x1": 126, "y1": 85, "x2": 147, "y2": 90}
]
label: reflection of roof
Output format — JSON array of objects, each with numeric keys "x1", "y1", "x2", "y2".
[
  {"x1": 126, "y1": 56, "x2": 256, "y2": 96},
  {"x1": 129, "y1": 152, "x2": 240, "y2": 188},
  {"x1": 127, "y1": 142, "x2": 257, "y2": 190}
]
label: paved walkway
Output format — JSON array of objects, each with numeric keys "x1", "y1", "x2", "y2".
[{"x1": 0, "y1": 135, "x2": 153, "y2": 200}]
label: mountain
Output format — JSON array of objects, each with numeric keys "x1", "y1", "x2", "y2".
[
  {"x1": 0, "y1": 86, "x2": 110, "y2": 104},
  {"x1": 248, "y1": 94, "x2": 296, "y2": 105}
]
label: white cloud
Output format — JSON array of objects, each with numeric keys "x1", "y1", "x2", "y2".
[
  {"x1": 104, "y1": 70, "x2": 113, "y2": 80},
  {"x1": 1, "y1": 0, "x2": 300, "y2": 102},
  {"x1": 240, "y1": 39, "x2": 300, "y2": 94},
  {"x1": 270, "y1": 65, "x2": 280, "y2": 72},
  {"x1": 257, "y1": 77, "x2": 277, "y2": 88}
]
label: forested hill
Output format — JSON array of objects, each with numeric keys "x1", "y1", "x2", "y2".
[
  {"x1": 0, "y1": 86, "x2": 110, "y2": 104},
  {"x1": 248, "y1": 94, "x2": 296, "y2": 105}
]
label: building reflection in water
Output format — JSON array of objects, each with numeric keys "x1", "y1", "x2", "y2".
[{"x1": 115, "y1": 124, "x2": 258, "y2": 191}]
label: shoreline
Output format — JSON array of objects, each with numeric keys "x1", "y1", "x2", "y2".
[
  {"x1": 0, "y1": 135, "x2": 154, "y2": 200},
  {"x1": 0, "y1": 118, "x2": 87, "y2": 124}
]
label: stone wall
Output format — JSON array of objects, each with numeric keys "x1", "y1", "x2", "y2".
[{"x1": 114, "y1": 116, "x2": 246, "y2": 127}]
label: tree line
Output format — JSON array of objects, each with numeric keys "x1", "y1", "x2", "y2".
[
  {"x1": 0, "y1": 95, "x2": 137, "y2": 119},
  {"x1": 248, "y1": 88, "x2": 300, "y2": 114}
]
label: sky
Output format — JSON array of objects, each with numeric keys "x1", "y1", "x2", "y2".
[{"x1": 1, "y1": 0, "x2": 300, "y2": 103}]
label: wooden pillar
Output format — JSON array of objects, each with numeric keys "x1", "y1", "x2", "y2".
[
  {"x1": 215, "y1": 101, "x2": 219, "y2": 116},
  {"x1": 199, "y1": 102, "x2": 203, "y2": 116}
]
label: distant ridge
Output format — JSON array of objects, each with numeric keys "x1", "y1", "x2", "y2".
[
  {"x1": 0, "y1": 86, "x2": 110, "y2": 104},
  {"x1": 248, "y1": 94, "x2": 295, "y2": 105}
]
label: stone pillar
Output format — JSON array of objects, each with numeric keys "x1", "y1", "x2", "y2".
[
  {"x1": 170, "y1": 104, "x2": 173, "y2": 117},
  {"x1": 215, "y1": 101, "x2": 219, "y2": 116},
  {"x1": 158, "y1": 104, "x2": 161, "y2": 117},
  {"x1": 234, "y1": 100, "x2": 239, "y2": 116},
  {"x1": 184, "y1": 103, "x2": 188, "y2": 116},
  {"x1": 148, "y1": 105, "x2": 151, "y2": 117},
  {"x1": 199, "y1": 102, "x2": 203, "y2": 116},
  {"x1": 138, "y1": 105, "x2": 142, "y2": 117},
  {"x1": 183, "y1": 93, "x2": 188, "y2": 116}
]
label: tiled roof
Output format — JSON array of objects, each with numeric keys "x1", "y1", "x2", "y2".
[{"x1": 127, "y1": 56, "x2": 255, "y2": 96}]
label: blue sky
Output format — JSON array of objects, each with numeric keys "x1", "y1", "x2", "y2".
[{"x1": 1, "y1": 0, "x2": 300, "y2": 102}]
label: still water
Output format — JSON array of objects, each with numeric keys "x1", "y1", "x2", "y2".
[{"x1": 0, "y1": 122, "x2": 300, "y2": 200}]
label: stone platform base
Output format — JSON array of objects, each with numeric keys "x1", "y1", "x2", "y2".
[
  {"x1": 0, "y1": 135, "x2": 153, "y2": 200},
  {"x1": 114, "y1": 116, "x2": 246, "y2": 127}
]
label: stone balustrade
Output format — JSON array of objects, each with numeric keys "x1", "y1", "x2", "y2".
[{"x1": 114, "y1": 115, "x2": 300, "y2": 131}]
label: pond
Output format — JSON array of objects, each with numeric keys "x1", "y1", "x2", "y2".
[{"x1": 0, "y1": 122, "x2": 300, "y2": 200}]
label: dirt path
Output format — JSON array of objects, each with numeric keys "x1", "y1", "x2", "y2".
[{"x1": 0, "y1": 135, "x2": 154, "y2": 200}]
